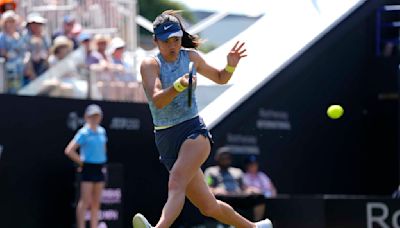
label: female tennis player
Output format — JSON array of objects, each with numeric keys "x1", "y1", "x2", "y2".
[
  {"x1": 133, "y1": 10, "x2": 272, "y2": 228},
  {"x1": 65, "y1": 104, "x2": 107, "y2": 228}
]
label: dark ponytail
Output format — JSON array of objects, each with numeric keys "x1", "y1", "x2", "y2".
[
  {"x1": 181, "y1": 29, "x2": 200, "y2": 49},
  {"x1": 153, "y1": 10, "x2": 201, "y2": 49}
]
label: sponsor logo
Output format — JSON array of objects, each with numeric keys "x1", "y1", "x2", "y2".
[
  {"x1": 67, "y1": 112, "x2": 141, "y2": 131},
  {"x1": 224, "y1": 133, "x2": 260, "y2": 155},
  {"x1": 85, "y1": 209, "x2": 119, "y2": 221},
  {"x1": 164, "y1": 24, "x2": 173, "y2": 30},
  {"x1": 102, "y1": 188, "x2": 122, "y2": 204},
  {"x1": 256, "y1": 108, "x2": 291, "y2": 130},
  {"x1": 367, "y1": 202, "x2": 400, "y2": 228},
  {"x1": 109, "y1": 117, "x2": 140, "y2": 130},
  {"x1": 227, "y1": 133, "x2": 258, "y2": 144},
  {"x1": 98, "y1": 222, "x2": 108, "y2": 228},
  {"x1": 66, "y1": 112, "x2": 85, "y2": 131}
]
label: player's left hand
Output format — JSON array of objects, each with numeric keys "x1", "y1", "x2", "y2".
[{"x1": 227, "y1": 41, "x2": 247, "y2": 67}]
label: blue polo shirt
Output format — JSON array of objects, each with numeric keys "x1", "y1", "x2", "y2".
[{"x1": 74, "y1": 124, "x2": 107, "y2": 164}]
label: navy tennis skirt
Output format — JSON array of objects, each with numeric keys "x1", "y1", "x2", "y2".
[
  {"x1": 81, "y1": 163, "x2": 106, "y2": 182},
  {"x1": 155, "y1": 116, "x2": 213, "y2": 170}
]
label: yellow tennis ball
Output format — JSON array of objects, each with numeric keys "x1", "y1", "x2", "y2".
[{"x1": 327, "y1": 105, "x2": 344, "y2": 119}]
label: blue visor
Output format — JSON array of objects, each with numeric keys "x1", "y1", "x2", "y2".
[
  {"x1": 78, "y1": 33, "x2": 91, "y2": 42},
  {"x1": 154, "y1": 21, "x2": 183, "y2": 41}
]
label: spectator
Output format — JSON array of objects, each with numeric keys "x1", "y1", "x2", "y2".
[
  {"x1": 48, "y1": 35, "x2": 73, "y2": 66},
  {"x1": 108, "y1": 37, "x2": 136, "y2": 82},
  {"x1": 204, "y1": 147, "x2": 267, "y2": 221},
  {"x1": 91, "y1": 33, "x2": 111, "y2": 65},
  {"x1": 22, "y1": 13, "x2": 50, "y2": 84},
  {"x1": 77, "y1": 32, "x2": 98, "y2": 66},
  {"x1": 243, "y1": 155, "x2": 277, "y2": 198},
  {"x1": 71, "y1": 20, "x2": 82, "y2": 40},
  {"x1": 0, "y1": 10, "x2": 25, "y2": 93},
  {"x1": 205, "y1": 147, "x2": 247, "y2": 195},
  {"x1": 52, "y1": 14, "x2": 79, "y2": 49},
  {"x1": 108, "y1": 37, "x2": 125, "y2": 65},
  {"x1": 47, "y1": 35, "x2": 87, "y2": 99},
  {"x1": 0, "y1": 0, "x2": 16, "y2": 15}
]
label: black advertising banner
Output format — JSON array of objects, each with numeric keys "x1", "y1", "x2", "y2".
[
  {"x1": 265, "y1": 197, "x2": 400, "y2": 228},
  {"x1": 0, "y1": 94, "x2": 169, "y2": 228}
]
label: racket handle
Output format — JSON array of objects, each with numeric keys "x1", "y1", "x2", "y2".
[{"x1": 188, "y1": 62, "x2": 194, "y2": 107}]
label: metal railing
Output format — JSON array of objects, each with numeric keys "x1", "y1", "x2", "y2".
[
  {"x1": 18, "y1": 46, "x2": 145, "y2": 102},
  {"x1": 89, "y1": 64, "x2": 146, "y2": 102}
]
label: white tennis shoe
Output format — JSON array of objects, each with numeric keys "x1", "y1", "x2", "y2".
[
  {"x1": 132, "y1": 213, "x2": 153, "y2": 228},
  {"x1": 255, "y1": 218, "x2": 273, "y2": 228}
]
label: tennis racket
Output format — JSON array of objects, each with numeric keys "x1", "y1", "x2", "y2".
[{"x1": 188, "y1": 61, "x2": 195, "y2": 107}]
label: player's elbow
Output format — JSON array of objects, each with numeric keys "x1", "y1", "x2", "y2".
[
  {"x1": 218, "y1": 78, "x2": 230, "y2": 85},
  {"x1": 214, "y1": 77, "x2": 229, "y2": 85},
  {"x1": 64, "y1": 148, "x2": 72, "y2": 156}
]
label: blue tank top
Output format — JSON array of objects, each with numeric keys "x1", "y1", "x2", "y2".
[{"x1": 147, "y1": 49, "x2": 198, "y2": 127}]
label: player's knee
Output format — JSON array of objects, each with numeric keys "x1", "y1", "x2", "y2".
[
  {"x1": 90, "y1": 201, "x2": 100, "y2": 210},
  {"x1": 79, "y1": 200, "x2": 90, "y2": 209},
  {"x1": 168, "y1": 175, "x2": 186, "y2": 193},
  {"x1": 91, "y1": 197, "x2": 101, "y2": 208},
  {"x1": 82, "y1": 197, "x2": 92, "y2": 208},
  {"x1": 199, "y1": 202, "x2": 220, "y2": 218},
  {"x1": 168, "y1": 177, "x2": 184, "y2": 191}
]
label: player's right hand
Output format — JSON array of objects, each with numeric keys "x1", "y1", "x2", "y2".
[{"x1": 179, "y1": 73, "x2": 197, "y2": 88}]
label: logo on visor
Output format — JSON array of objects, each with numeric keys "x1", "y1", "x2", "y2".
[{"x1": 164, "y1": 25, "x2": 173, "y2": 30}]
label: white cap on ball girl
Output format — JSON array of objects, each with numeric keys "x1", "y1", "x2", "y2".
[{"x1": 85, "y1": 104, "x2": 102, "y2": 116}]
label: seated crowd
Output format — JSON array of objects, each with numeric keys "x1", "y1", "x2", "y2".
[
  {"x1": 205, "y1": 147, "x2": 277, "y2": 222},
  {"x1": 0, "y1": 8, "x2": 136, "y2": 99}
]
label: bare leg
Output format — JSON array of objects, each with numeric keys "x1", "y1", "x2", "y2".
[
  {"x1": 77, "y1": 182, "x2": 93, "y2": 228},
  {"x1": 155, "y1": 136, "x2": 211, "y2": 228},
  {"x1": 186, "y1": 170, "x2": 255, "y2": 228},
  {"x1": 90, "y1": 182, "x2": 105, "y2": 228}
]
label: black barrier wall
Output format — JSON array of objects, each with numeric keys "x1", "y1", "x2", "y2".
[
  {"x1": 0, "y1": 95, "x2": 169, "y2": 228},
  {"x1": 263, "y1": 196, "x2": 400, "y2": 228},
  {"x1": 209, "y1": 0, "x2": 399, "y2": 195}
]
